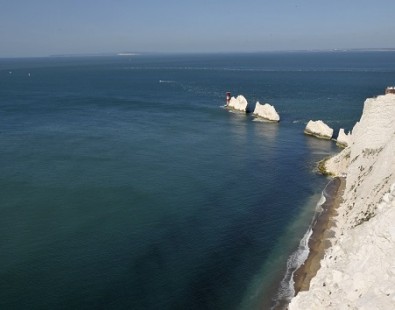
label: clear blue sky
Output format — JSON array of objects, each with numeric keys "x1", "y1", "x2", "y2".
[{"x1": 1, "y1": 0, "x2": 395, "y2": 57}]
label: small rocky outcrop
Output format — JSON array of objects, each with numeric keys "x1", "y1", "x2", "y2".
[
  {"x1": 336, "y1": 128, "x2": 352, "y2": 147},
  {"x1": 227, "y1": 95, "x2": 248, "y2": 112},
  {"x1": 304, "y1": 120, "x2": 334, "y2": 140},
  {"x1": 253, "y1": 102, "x2": 280, "y2": 122}
]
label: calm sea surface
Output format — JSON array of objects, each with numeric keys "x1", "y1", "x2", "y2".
[{"x1": 1, "y1": 52, "x2": 394, "y2": 309}]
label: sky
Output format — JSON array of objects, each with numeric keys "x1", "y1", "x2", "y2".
[{"x1": 1, "y1": 0, "x2": 395, "y2": 57}]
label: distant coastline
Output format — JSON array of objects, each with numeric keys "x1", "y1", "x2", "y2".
[
  {"x1": 47, "y1": 48, "x2": 395, "y2": 58},
  {"x1": 48, "y1": 52, "x2": 140, "y2": 58}
]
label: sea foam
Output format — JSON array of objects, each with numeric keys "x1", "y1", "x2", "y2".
[{"x1": 271, "y1": 191, "x2": 327, "y2": 308}]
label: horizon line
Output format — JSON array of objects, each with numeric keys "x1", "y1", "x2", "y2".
[{"x1": 1, "y1": 47, "x2": 395, "y2": 59}]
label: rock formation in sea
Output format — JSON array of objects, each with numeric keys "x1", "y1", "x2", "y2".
[
  {"x1": 304, "y1": 120, "x2": 334, "y2": 140},
  {"x1": 253, "y1": 102, "x2": 280, "y2": 122},
  {"x1": 227, "y1": 95, "x2": 248, "y2": 112},
  {"x1": 336, "y1": 128, "x2": 352, "y2": 147},
  {"x1": 289, "y1": 93, "x2": 395, "y2": 309}
]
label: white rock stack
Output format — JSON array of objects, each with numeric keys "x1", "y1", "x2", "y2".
[
  {"x1": 289, "y1": 94, "x2": 395, "y2": 310},
  {"x1": 253, "y1": 102, "x2": 280, "y2": 122},
  {"x1": 227, "y1": 95, "x2": 248, "y2": 112},
  {"x1": 304, "y1": 120, "x2": 334, "y2": 140},
  {"x1": 336, "y1": 128, "x2": 352, "y2": 147}
]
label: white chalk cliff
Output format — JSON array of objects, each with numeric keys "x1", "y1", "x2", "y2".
[
  {"x1": 227, "y1": 95, "x2": 248, "y2": 112},
  {"x1": 304, "y1": 120, "x2": 334, "y2": 140},
  {"x1": 253, "y1": 102, "x2": 280, "y2": 122},
  {"x1": 290, "y1": 94, "x2": 395, "y2": 309},
  {"x1": 336, "y1": 128, "x2": 352, "y2": 147}
]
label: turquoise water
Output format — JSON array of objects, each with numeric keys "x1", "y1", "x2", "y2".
[{"x1": 1, "y1": 52, "x2": 394, "y2": 309}]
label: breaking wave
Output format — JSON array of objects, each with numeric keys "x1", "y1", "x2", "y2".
[{"x1": 271, "y1": 190, "x2": 327, "y2": 309}]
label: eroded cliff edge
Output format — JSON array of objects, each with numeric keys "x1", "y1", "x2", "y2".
[{"x1": 290, "y1": 94, "x2": 395, "y2": 309}]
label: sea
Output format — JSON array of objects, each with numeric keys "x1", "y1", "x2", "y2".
[{"x1": 1, "y1": 52, "x2": 394, "y2": 310}]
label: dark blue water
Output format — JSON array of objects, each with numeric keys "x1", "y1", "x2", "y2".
[{"x1": 1, "y1": 52, "x2": 394, "y2": 309}]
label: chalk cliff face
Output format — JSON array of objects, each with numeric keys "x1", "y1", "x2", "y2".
[
  {"x1": 253, "y1": 102, "x2": 280, "y2": 122},
  {"x1": 228, "y1": 95, "x2": 248, "y2": 112},
  {"x1": 304, "y1": 120, "x2": 334, "y2": 140},
  {"x1": 290, "y1": 94, "x2": 395, "y2": 309}
]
